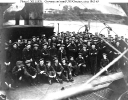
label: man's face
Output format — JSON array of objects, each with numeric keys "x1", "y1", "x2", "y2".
[
  {"x1": 92, "y1": 45, "x2": 95, "y2": 49},
  {"x1": 66, "y1": 39, "x2": 69, "y2": 42},
  {"x1": 48, "y1": 39, "x2": 51, "y2": 42},
  {"x1": 47, "y1": 62, "x2": 51, "y2": 66},
  {"x1": 28, "y1": 41, "x2": 31, "y2": 44},
  {"x1": 71, "y1": 41, "x2": 74, "y2": 44},
  {"x1": 17, "y1": 65, "x2": 21, "y2": 68},
  {"x1": 103, "y1": 55, "x2": 107, "y2": 59},
  {"x1": 55, "y1": 59, "x2": 58, "y2": 63},
  {"x1": 87, "y1": 42, "x2": 91, "y2": 46},
  {"x1": 32, "y1": 38, "x2": 36, "y2": 42},
  {"x1": 52, "y1": 37, "x2": 56, "y2": 41},
  {"x1": 20, "y1": 36, "x2": 22, "y2": 39},
  {"x1": 79, "y1": 55, "x2": 82, "y2": 58},
  {"x1": 116, "y1": 42, "x2": 119, "y2": 46},
  {"x1": 24, "y1": 40, "x2": 27, "y2": 43},
  {"x1": 37, "y1": 38, "x2": 39, "y2": 41},
  {"x1": 13, "y1": 44, "x2": 17, "y2": 49},
  {"x1": 26, "y1": 63, "x2": 31, "y2": 67},
  {"x1": 62, "y1": 60, "x2": 66, "y2": 64},
  {"x1": 9, "y1": 40, "x2": 12, "y2": 44},
  {"x1": 40, "y1": 60, "x2": 44, "y2": 66},
  {"x1": 70, "y1": 57, "x2": 74, "y2": 60},
  {"x1": 44, "y1": 45, "x2": 47, "y2": 49},
  {"x1": 34, "y1": 46, "x2": 38, "y2": 50},
  {"x1": 18, "y1": 39, "x2": 21, "y2": 44},
  {"x1": 83, "y1": 46, "x2": 86, "y2": 50},
  {"x1": 27, "y1": 45, "x2": 31, "y2": 49}
]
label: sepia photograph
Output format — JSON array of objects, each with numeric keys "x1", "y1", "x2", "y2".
[{"x1": 0, "y1": 1, "x2": 128, "y2": 100}]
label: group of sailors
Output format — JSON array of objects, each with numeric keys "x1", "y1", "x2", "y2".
[{"x1": 4, "y1": 31, "x2": 128, "y2": 86}]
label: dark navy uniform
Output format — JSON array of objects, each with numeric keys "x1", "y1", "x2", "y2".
[
  {"x1": 100, "y1": 53, "x2": 109, "y2": 75},
  {"x1": 61, "y1": 58, "x2": 73, "y2": 82},
  {"x1": 89, "y1": 45, "x2": 98, "y2": 74},
  {"x1": 22, "y1": 44, "x2": 32, "y2": 61},
  {"x1": 41, "y1": 44, "x2": 50, "y2": 61},
  {"x1": 53, "y1": 58, "x2": 64, "y2": 83},
  {"x1": 36, "y1": 58, "x2": 47, "y2": 83},
  {"x1": 68, "y1": 41, "x2": 77, "y2": 59},
  {"x1": 76, "y1": 53, "x2": 86, "y2": 74},
  {"x1": 24, "y1": 60, "x2": 37, "y2": 85},
  {"x1": 45, "y1": 61, "x2": 56, "y2": 84},
  {"x1": 68, "y1": 56, "x2": 79, "y2": 76},
  {"x1": 32, "y1": 44, "x2": 41, "y2": 63},
  {"x1": 12, "y1": 61, "x2": 25, "y2": 87}
]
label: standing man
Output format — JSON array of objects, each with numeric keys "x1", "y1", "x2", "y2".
[
  {"x1": 89, "y1": 44, "x2": 98, "y2": 75},
  {"x1": 22, "y1": 44, "x2": 33, "y2": 61}
]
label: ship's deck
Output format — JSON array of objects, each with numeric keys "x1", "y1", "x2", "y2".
[{"x1": 5, "y1": 72, "x2": 125, "y2": 100}]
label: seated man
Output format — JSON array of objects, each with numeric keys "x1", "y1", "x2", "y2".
[
  {"x1": 61, "y1": 58, "x2": 74, "y2": 82},
  {"x1": 36, "y1": 58, "x2": 47, "y2": 83},
  {"x1": 68, "y1": 56, "x2": 78, "y2": 76},
  {"x1": 12, "y1": 61, "x2": 25, "y2": 87},
  {"x1": 53, "y1": 57, "x2": 64, "y2": 83},
  {"x1": 100, "y1": 53, "x2": 109, "y2": 75},
  {"x1": 76, "y1": 53, "x2": 86, "y2": 75},
  {"x1": 45, "y1": 60, "x2": 57, "y2": 85},
  {"x1": 24, "y1": 60, "x2": 37, "y2": 85}
]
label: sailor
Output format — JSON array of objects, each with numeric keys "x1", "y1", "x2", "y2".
[
  {"x1": 10, "y1": 42, "x2": 22, "y2": 71},
  {"x1": 113, "y1": 41, "x2": 121, "y2": 71},
  {"x1": 61, "y1": 58, "x2": 74, "y2": 82},
  {"x1": 89, "y1": 44, "x2": 98, "y2": 74},
  {"x1": 48, "y1": 38, "x2": 52, "y2": 48},
  {"x1": 12, "y1": 61, "x2": 25, "y2": 87},
  {"x1": 76, "y1": 53, "x2": 86, "y2": 75},
  {"x1": 50, "y1": 43, "x2": 58, "y2": 59},
  {"x1": 100, "y1": 53, "x2": 109, "y2": 75},
  {"x1": 68, "y1": 56, "x2": 78, "y2": 76},
  {"x1": 58, "y1": 44, "x2": 67, "y2": 61},
  {"x1": 32, "y1": 43, "x2": 41, "y2": 64},
  {"x1": 45, "y1": 60, "x2": 56, "y2": 85},
  {"x1": 31, "y1": 36, "x2": 37, "y2": 45},
  {"x1": 22, "y1": 44, "x2": 32, "y2": 62},
  {"x1": 41, "y1": 43, "x2": 50, "y2": 61},
  {"x1": 68, "y1": 40, "x2": 77, "y2": 59},
  {"x1": 36, "y1": 58, "x2": 47, "y2": 83},
  {"x1": 53, "y1": 57, "x2": 64, "y2": 83},
  {"x1": 24, "y1": 60, "x2": 37, "y2": 85},
  {"x1": 79, "y1": 45, "x2": 89, "y2": 72}
]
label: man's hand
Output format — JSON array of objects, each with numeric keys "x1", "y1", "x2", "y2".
[
  {"x1": 35, "y1": 62, "x2": 38, "y2": 65},
  {"x1": 32, "y1": 75, "x2": 36, "y2": 79},
  {"x1": 78, "y1": 64, "x2": 81, "y2": 66},
  {"x1": 57, "y1": 72, "x2": 61, "y2": 75},
  {"x1": 18, "y1": 68, "x2": 21, "y2": 71},
  {"x1": 40, "y1": 71, "x2": 45, "y2": 74},
  {"x1": 19, "y1": 76, "x2": 22, "y2": 80}
]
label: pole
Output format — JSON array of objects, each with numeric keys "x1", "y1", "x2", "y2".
[{"x1": 58, "y1": 23, "x2": 59, "y2": 34}]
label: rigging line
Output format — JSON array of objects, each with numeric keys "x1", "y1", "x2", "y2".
[
  {"x1": 97, "y1": 28, "x2": 128, "y2": 61},
  {"x1": 80, "y1": 3, "x2": 128, "y2": 46}
]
